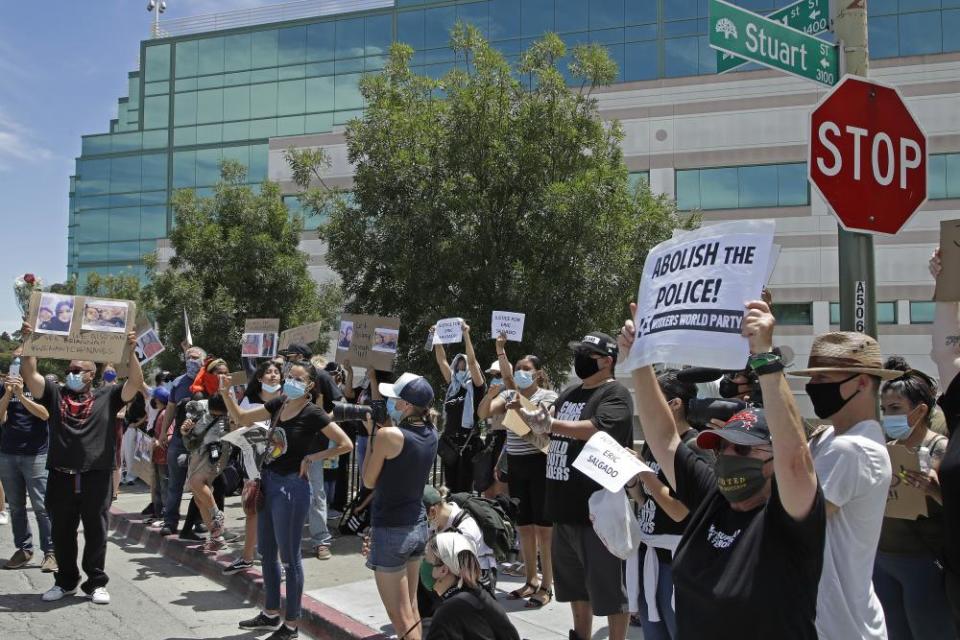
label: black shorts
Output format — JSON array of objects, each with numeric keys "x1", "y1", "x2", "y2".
[
  {"x1": 552, "y1": 523, "x2": 628, "y2": 617},
  {"x1": 506, "y1": 453, "x2": 549, "y2": 527}
]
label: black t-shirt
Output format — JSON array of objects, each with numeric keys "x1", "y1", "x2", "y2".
[
  {"x1": 263, "y1": 397, "x2": 332, "y2": 476},
  {"x1": 638, "y1": 428, "x2": 714, "y2": 563},
  {"x1": 544, "y1": 381, "x2": 634, "y2": 525},
  {"x1": 313, "y1": 369, "x2": 343, "y2": 413},
  {"x1": 936, "y1": 372, "x2": 960, "y2": 575},
  {"x1": 443, "y1": 382, "x2": 485, "y2": 431},
  {"x1": 0, "y1": 386, "x2": 49, "y2": 456},
  {"x1": 671, "y1": 445, "x2": 825, "y2": 640},
  {"x1": 425, "y1": 587, "x2": 521, "y2": 640},
  {"x1": 125, "y1": 393, "x2": 147, "y2": 427},
  {"x1": 40, "y1": 379, "x2": 125, "y2": 472}
]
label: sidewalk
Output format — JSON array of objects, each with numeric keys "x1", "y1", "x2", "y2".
[{"x1": 111, "y1": 483, "x2": 644, "y2": 640}]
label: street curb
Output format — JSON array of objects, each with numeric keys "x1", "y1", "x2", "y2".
[{"x1": 108, "y1": 506, "x2": 386, "y2": 640}]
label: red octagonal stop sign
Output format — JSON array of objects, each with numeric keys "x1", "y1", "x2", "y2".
[{"x1": 809, "y1": 75, "x2": 927, "y2": 236}]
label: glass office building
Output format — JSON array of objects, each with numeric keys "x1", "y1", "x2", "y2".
[{"x1": 67, "y1": 0, "x2": 960, "y2": 285}]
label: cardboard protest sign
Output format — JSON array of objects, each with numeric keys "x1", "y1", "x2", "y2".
[
  {"x1": 23, "y1": 292, "x2": 136, "y2": 364},
  {"x1": 934, "y1": 219, "x2": 960, "y2": 301},
  {"x1": 335, "y1": 314, "x2": 401, "y2": 371},
  {"x1": 279, "y1": 322, "x2": 324, "y2": 350},
  {"x1": 242, "y1": 318, "x2": 279, "y2": 358},
  {"x1": 501, "y1": 392, "x2": 550, "y2": 454},
  {"x1": 572, "y1": 431, "x2": 651, "y2": 493},
  {"x1": 491, "y1": 311, "x2": 525, "y2": 342},
  {"x1": 885, "y1": 444, "x2": 928, "y2": 520},
  {"x1": 433, "y1": 318, "x2": 463, "y2": 345},
  {"x1": 627, "y1": 220, "x2": 775, "y2": 371}
]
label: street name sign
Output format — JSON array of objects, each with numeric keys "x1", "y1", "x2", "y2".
[
  {"x1": 717, "y1": 0, "x2": 830, "y2": 74},
  {"x1": 709, "y1": 0, "x2": 839, "y2": 86}
]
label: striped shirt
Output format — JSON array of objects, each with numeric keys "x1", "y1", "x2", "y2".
[{"x1": 503, "y1": 387, "x2": 558, "y2": 456}]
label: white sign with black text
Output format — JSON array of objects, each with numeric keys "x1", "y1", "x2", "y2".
[
  {"x1": 627, "y1": 220, "x2": 775, "y2": 371},
  {"x1": 572, "y1": 431, "x2": 651, "y2": 493},
  {"x1": 433, "y1": 318, "x2": 463, "y2": 345},
  {"x1": 491, "y1": 310, "x2": 525, "y2": 342}
]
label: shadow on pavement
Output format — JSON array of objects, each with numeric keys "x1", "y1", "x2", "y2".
[
  {"x1": 168, "y1": 588, "x2": 251, "y2": 612},
  {"x1": 0, "y1": 592, "x2": 92, "y2": 613}
]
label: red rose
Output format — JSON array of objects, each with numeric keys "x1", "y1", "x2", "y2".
[{"x1": 23, "y1": 273, "x2": 35, "y2": 284}]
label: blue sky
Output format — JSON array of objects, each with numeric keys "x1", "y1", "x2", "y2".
[{"x1": 0, "y1": 0, "x2": 277, "y2": 335}]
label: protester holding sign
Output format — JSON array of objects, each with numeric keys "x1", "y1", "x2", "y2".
[
  {"x1": 619, "y1": 300, "x2": 825, "y2": 639},
  {"x1": 518, "y1": 332, "x2": 633, "y2": 640},
  {"x1": 924, "y1": 249, "x2": 960, "y2": 634},
  {"x1": 478, "y1": 336, "x2": 557, "y2": 609},
  {"x1": 20, "y1": 322, "x2": 145, "y2": 606},
  {"x1": 434, "y1": 321, "x2": 486, "y2": 493},
  {"x1": 873, "y1": 357, "x2": 953, "y2": 640}
]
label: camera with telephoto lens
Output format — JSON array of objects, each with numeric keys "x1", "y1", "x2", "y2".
[
  {"x1": 332, "y1": 401, "x2": 374, "y2": 422},
  {"x1": 685, "y1": 398, "x2": 748, "y2": 429}
]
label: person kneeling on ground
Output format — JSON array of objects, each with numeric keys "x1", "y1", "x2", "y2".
[{"x1": 424, "y1": 532, "x2": 520, "y2": 640}]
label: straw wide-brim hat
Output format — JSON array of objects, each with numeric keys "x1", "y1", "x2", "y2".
[{"x1": 789, "y1": 331, "x2": 902, "y2": 380}]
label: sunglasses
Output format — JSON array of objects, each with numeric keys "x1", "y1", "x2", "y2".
[
  {"x1": 719, "y1": 442, "x2": 772, "y2": 457},
  {"x1": 67, "y1": 367, "x2": 93, "y2": 375}
]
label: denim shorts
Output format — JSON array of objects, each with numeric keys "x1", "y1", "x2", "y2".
[{"x1": 366, "y1": 520, "x2": 430, "y2": 573}]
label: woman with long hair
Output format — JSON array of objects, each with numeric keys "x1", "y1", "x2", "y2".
[
  {"x1": 363, "y1": 373, "x2": 438, "y2": 640},
  {"x1": 220, "y1": 363, "x2": 352, "y2": 640}
]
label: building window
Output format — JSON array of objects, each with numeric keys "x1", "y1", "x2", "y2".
[
  {"x1": 929, "y1": 153, "x2": 960, "y2": 200},
  {"x1": 869, "y1": 6, "x2": 960, "y2": 59},
  {"x1": 628, "y1": 171, "x2": 649, "y2": 191},
  {"x1": 676, "y1": 163, "x2": 809, "y2": 211},
  {"x1": 772, "y1": 303, "x2": 813, "y2": 326},
  {"x1": 910, "y1": 301, "x2": 936, "y2": 324},
  {"x1": 829, "y1": 301, "x2": 898, "y2": 325}
]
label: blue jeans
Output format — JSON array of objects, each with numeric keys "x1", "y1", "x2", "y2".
[
  {"x1": 325, "y1": 478, "x2": 336, "y2": 509},
  {"x1": 0, "y1": 452, "x2": 52, "y2": 554},
  {"x1": 637, "y1": 555, "x2": 678, "y2": 640},
  {"x1": 306, "y1": 461, "x2": 331, "y2": 547},
  {"x1": 164, "y1": 437, "x2": 188, "y2": 530},
  {"x1": 259, "y1": 469, "x2": 310, "y2": 621},
  {"x1": 874, "y1": 551, "x2": 954, "y2": 640}
]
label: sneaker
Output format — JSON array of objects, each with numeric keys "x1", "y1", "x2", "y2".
[
  {"x1": 5, "y1": 548, "x2": 33, "y2": 569},
  {"x1": 267, "y1": 625, "x2": 299, "y2": 640},
  {"x1": 314, "y1": 545, "x2": 332, "y2": 560},
  {"x1": 158, "y1": 526, "x2": 175, "y2": 536},
  {"x1": 223, "y1": 558, "x2": 254, "y2": 575},
  {"x1": 89, "y1": 587, "x2": 110, "y2": 604},
  {"x1": 0, "y1": 511, "x2": 8, "y2": 525},
  {"x1": 179, "y1": 530, "x2": 204, "y2": 542},
  {"x1": 209, "y1": 511, "x2": 225, "y2": 539},
  {"x1": 42, "y1": 585, "x2": 77, "y2": 601},
  {"x1": 204, "y1": 536, "x2": 226, "y2": 552},
  {"x1": 239, "y1": 612, "x2": 282, "y2": 631},
  {"x1": 40, "y1": 553, "x2": 57, "y2": 573}
]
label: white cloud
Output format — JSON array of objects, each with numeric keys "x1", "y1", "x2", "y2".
[{"x1": 0, "y1": 110, "x2": 54, "y2": 172}]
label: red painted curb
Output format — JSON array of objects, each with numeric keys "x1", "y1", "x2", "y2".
[{"x1": 109, "y1": 506, "x2": 386, "y2": 640}]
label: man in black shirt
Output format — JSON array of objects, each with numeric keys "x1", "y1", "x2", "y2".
[
  {"x1": 20, "y1": 322, "x2": 144, "y2": 606},
  {"x1": 619, "y1": 301, "x2": 825, "y2": 640},
  {"x1": 521, "y1": 332, "x2": 633, "y2": 640}
]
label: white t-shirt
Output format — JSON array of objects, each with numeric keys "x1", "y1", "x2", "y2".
[
  {"x1": 810, "y1": 420, "x2": 891, "y2": 640},
  {"x1": 438, "y1": 503, "x2": 496, "y2": 571}
]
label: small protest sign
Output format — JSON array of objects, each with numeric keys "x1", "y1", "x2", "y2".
[
  {"x1": 934, "y1": 220, "x2": 960, "y2": 301},
  {"x1": 627, "y1": 220, "x2": 775, "y2": 371},
  {"x1": 279, "y1": 322, "x2": 324, "y2": 350},
  {"x1": 433, "y1": 318, "x2": 463, "y2": 345},
  {"x1": 572, "y1": 431, "x2": 651, "y2": 493},
  {"x1": 885, "y1": 444, "x2": 928, "y2": 520},
  {"x1": 335, "y1": 314, "x2": 401, "y2": 371},
  {"x1": 242, "y1": 319, "x2": 279, "y2": 359},
  {"x1": 491, "y1": 311, "x2": 525, "y2": 342},
  {"x1": 23, "y1": 292, "x2": 136, "y2": 364},
  {"x1": 501, "y1": 392, "x2": 550, "y2": 454},
  {"x1": 135, "y1": 328, "x2": 165, "y2": 366}
]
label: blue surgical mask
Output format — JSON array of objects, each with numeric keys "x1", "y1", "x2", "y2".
[
  {"x1": 455, "y1": 371, "x2": 470, "y2": 385},
  {"x1": 103, "y1": 370, "x2": 117, "y2": 383},
  {"x1": 387, "y1": 397, "x2": 405, "y2": 423},
  {"x1": 882, "y1": 414, "x2": 913, "y2": 440},
  {"x1": 284, "y1": 378, "x2": 308, "y2": 400},
  {"x1": 514, "y1": 370, "x2": 535, "y2": 390},
  {"x1": 262, "y1": 382, "x2": 281, "y2": 394},
  {"x1": 490, "y1": 377, "x2": 503, "y2": 387},
  {"x1": 185, "y1": 359, "x2": 202, "y2": 378},
  {"x1": 65, "y1": 373, "x2": 87, "y2": 392}
]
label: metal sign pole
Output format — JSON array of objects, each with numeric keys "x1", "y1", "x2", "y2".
[{"x1": 833, "y1": 0, "x2": 876, "y2": 337}]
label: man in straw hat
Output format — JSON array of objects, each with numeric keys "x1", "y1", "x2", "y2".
[{"x1": 790, "y1": 331, "x2": 901, "y2": 640}]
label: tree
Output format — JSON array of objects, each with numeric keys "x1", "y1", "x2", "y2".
[
  {"x1": 83, "y1": 272, "x2": 143, "y2": 303},
  {"x1": 289, "y1": 26, "x2": 696, "y2": 384},
  {"x1": 142, "y1": 160, "x2": 343, "y2": 371}
]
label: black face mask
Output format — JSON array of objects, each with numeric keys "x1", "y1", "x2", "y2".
[
  {"x1": 805, "y1": 374, "x2": 860, "y2": 419},
  {"x1": 574, "y1": 352, "x2": 601, "y2": 380}
]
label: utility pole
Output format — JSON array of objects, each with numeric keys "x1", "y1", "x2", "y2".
[{"x1": 833, "y1": 0, "x2": 876, "y2": 337}]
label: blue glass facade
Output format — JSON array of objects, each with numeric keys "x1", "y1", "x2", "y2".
[{"x1": 68, "y1": 0, "x2": 960, "y2": 284}]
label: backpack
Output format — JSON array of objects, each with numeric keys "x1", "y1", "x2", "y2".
[{"x1": 448, "y1": 492, "x2": 515, "y2": 563}]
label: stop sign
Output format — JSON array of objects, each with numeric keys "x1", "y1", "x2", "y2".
[{"x1": 809, "y1": 75, "x2": 927, "y2": 235}]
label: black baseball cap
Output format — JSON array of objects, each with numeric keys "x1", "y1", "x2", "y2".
[
  {"x1": 568, "y1": 332, "x2": 618, "y2": 358},
  {"x1": 696, "y1": 407, "x2": 771, "y2": 450},
  {"x1": 285, "y1": 343, "x2": 312, "y2": 358}
]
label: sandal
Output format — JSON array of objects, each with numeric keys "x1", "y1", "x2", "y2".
[
  {"x1": 525, "y1": 586, "x2": 553, "y2": 609},
  {"x1": 508, "y1": 581, "x2": 540, "y2": 600}
]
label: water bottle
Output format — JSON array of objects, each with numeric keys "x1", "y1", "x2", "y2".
[
  {"x1": 918, "y1": 446, "x2": 931, "y2": 474},
  {"x1": 8, "y1": 357, "x2": 20, "y2": 378}
]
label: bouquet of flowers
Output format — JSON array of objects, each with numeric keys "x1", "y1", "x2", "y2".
[{"x1": 13, "y1": 273, "x2": 43, "y2": 318}]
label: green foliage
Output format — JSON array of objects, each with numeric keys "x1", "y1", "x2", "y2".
[
  {"x1": 290, "y1": 26, "x2": 696, "y2": 385},
  {"x1": 142, "y1": 160, "x2": 343, "y2": 371}
]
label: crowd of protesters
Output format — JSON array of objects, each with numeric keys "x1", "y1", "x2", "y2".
[{"x1": 0, "y1": 248, "x2": 958, "y2": 640}]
